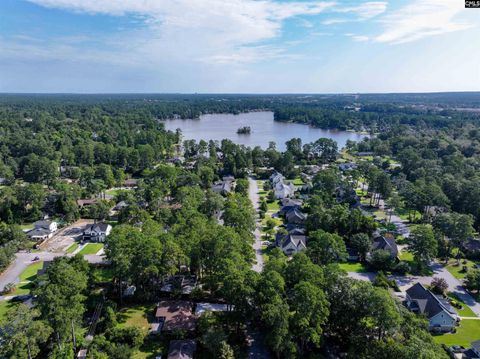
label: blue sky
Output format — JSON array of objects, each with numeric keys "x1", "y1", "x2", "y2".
[{"x1": 0, "y1": 0, "x2": 479, "y2": 93}]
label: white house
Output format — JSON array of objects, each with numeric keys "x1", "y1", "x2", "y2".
[
  {"x1": 275, "y1": 233, "x2": 307, "y2": 256},
  {"x1": 82, "y1": 222, "x2": 112, "y2": 243},
  {"x1": 27, "y1": 220, "x2": 58, "y2": 241},
  {"x1": 405, "y1": 282, "x2": 459, "y2": 332},
  {"x1": 274, "y1": 181, "x2": 295, "y2": 199}
]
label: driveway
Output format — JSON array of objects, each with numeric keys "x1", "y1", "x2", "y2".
[{"x1": 248, "y1": 177, "x2": 264, "y2": 273}]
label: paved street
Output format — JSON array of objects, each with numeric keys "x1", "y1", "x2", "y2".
[{"x1": 248, "y1": 176, "x2": 264, "y2": 273}]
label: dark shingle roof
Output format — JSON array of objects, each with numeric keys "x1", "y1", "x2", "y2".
[
  {"x1": 371, "y1": 235, "x2": 398, "y2": 258},
  {"x1": 406, "y1": 282, "x2": 457, "y2": 319}
]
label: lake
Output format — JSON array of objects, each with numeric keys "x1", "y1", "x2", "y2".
[{"x1": 162, "y1": 111, "x2": 367, "y2": 151}]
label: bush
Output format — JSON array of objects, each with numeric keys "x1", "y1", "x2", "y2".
[
  {"x1": 2, "y1": 282, "x2": 15, "y2": 294},
  {"x1": 106, "y1": 326, "x2": 145, "y2": 349},
  {"x1": 430, "y1": 277, "x2": 448, "y2": 295},
  {"x1": 392, "y1": 261, "x2": 410, "y2": 275}
]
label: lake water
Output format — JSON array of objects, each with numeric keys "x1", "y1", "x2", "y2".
[{"x1": 162, "y1": 111, "x2": 367, "y2": 151}]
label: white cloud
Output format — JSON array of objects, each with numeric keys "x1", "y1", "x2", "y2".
[
  {"x1": 322, "y1": 1, "x2": 387, "y2": 25},
  {"x1": 345, "y1": 33, "x2": 369, "y2": 42},
  {"x1": 374, "y1": 0, "x2": 474, "y2": 44},
  {"x1": 24, "y1": 0, "x2": 336, "y2": 65}
]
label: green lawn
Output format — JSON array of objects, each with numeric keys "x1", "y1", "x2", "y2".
[
  {"x1": 19, "y1": 223, "x2": 34, "y2": 231},
  {"x1": 433, "y1": 319, "x2": 480, "y2": 347},
  {"x1": 92, "y1": 266, "x2": 114, "y2": 283},
  {"x1": 7, "y1": 261, "x2": 45, "y2": 296},
  {"x1": 338, "y1": 262, "x2": 368, "y2": 273},
  {"x1": 287, "y1": 178, "x2": 304, "y2": 186},
  {"x1": 132, "y1": 335, "x2": 169, "y2": 359},
  {"x1": 399, "y1": 251, "x2": 414, "y2": 263},
  {"x1": 447, "y1": 293, "x2": 477, "y2": 317},
  {"x1": 266, "y1": 200, "x2": 280, "y2": 212},
  {"x1": 0, "y1": 300, "x2": 17, "y2": 320},
  {"x1": 117, "y1": 304, "x2": 155, "y2": 335},
  {"x1": 446, "y1": 259, "x2": 478, "y2": 280},
  {"x1": 20, "y1": 261, "x2": 44, "y2": 282},
  {"x1": 66, "y1": 242, "x2": 79, "y2": 254},
  {"x1": 395, "y1": 208, "x2": 421, "y2": 222},
  {"x1": 78, "y1": 243, "x2": 104, "y2": 255}
]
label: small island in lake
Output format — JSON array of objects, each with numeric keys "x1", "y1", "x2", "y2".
[{"x1": 237, "y1": 126, "x2": 251, "y2": 134}]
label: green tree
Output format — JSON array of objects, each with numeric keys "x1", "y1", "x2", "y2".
[{"x1": 408, "y1": 225, "x2": 437, "y2": 269}]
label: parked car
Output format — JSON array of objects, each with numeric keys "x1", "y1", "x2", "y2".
[{"x1": 32, "y1": 256, "x2": 40, "y2": 261}]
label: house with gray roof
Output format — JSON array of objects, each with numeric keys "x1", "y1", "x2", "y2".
[
  {"x1": 285, "y1": 207, "x2": 307, "y2": 225},
  {"x1": 405, "y1": 282, "x2": 459, "y2": 332},
  {"x1": 27, "y1": 220, "x2": 58, "y2": 241},
  {"x1": 82, "y1": 222, "x2": 112, "y2": 243},
  {"x1": 369, "y1": 234, "x2": 399, "y2": 259},
  {"x1": 275, "y1": 233, "x2": 307, "y2": 256}
]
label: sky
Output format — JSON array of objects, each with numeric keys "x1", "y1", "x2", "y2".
[{"x1": 0, "y1": 0, "x2": 479, "y2": 93}]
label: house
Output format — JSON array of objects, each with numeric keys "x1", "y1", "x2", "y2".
[
  {"x1": 285, "y1": 207, "x2": 307, "y2": 225},
  {"x1": 463, "y1": 340, "x2": 480, "y2": 358},
  {"x1": 113, "y1": 201, "x2": 128, "y2": 212},
  {"x1": 123, "y1": 178, "x2": 138, "y2": 188},
  {"x1": 269, "y1": 171, "x2": 284, "y2": 186},
  {"x1": 160, "y1": 275, "x2": 197, "y2": 294},
  {"x1": 167, "y1": 340, "x2": 196, "y2": 359},
  {"x1": 77, "y1": 199, "x2": 98, "y2": 208},
  {"x1": 27, "y1": 220, "x2": 58, "y2": 241},
  {"x1": 195, "y1": 303, "x2": 231, "y2": 316},
  {"x1": 82, "y1": 222, "x2": 112, "y2": 243},
  {"x1": 274, "y1": 181, "x2": 295, "y2": 199},
  {"x1": 462, "y1": 238, "x2": 480, "y2": 259},
  {"x1": 275, "y1": 233, "x2": 307, "y2": 256},
  {"x1": 211, "y1": 179, "x2": 234, "y2": 195},
  {"x1": 405, "y1": 282, "x2": 459, "y2": 332},
  {"x1": 279, "y1": 204, "x2": 301, "y2": 216},
  {"x1": 338, "y1": 162, "x2": 357, "y2": 171},
  {"x1": 369, "y1": 234, "x2": 399, "y2": 259},
  {"x1": 153, "y1": 301, "x2": 196, "y2": 333},
  {"x1": 281, "y1": 198, "x2": 303, "y2": 207}
]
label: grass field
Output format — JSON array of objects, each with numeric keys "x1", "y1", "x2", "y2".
[
  {"x1": 117, "y1": 304, "x2": 155, "y2": 335},
  {"x1": 447, "y1": 293, "x2": 477, "y2": 317},
  {"x1": 338, "y1": 262, "x2": 368, "y2": 273},
  {"x1": 433, "y1": 319, "x2": 480, "y2": 347},
  {"x1": 92, "y1": 266, "x2": 114, "y2": 283},
  {"x1": 446, "y1": 259, "x2": 479, "y2": 280},
  {"x1": 66, "y1": 242, "x2": 79, "y2": 253},
  {"x1": 79, "y1": 243, "x2": 104, "y2": 255},
  {"x1": 287, "y1": 178, "x2": 304, "y2": 186},
  {"x1": 0, "y1": 300, "x2": 17, "y2": 320},
  {"x1": 395, "y1": 208, "x2": 422, "y2": 222},
  {"x1": 132, "y1": 335, "x2": 169, "y2": 359},
  {"x1": 266, "y1": 200, "x2": 280, "y2": 212},
  {"x1": 8, "y1": 261, "x2": 45, "y2": 296},
  {"x1": 399, "y1": 251, "x2": 414, "y2": 263}
]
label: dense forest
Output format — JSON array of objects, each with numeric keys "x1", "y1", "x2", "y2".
[{"x1": 1, "y1": 93, "x2": 480, "y2": 358}]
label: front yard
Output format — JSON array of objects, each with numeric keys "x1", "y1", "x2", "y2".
[
  {"x1": 446, "y1": 259, "x2": 479, "y2": 280},
  {"x1": 433, "y1": 319, "x2": 480, "y2": 347},
  {"x1": 117, "y1": 304, "x2": 155, "y2": 335},
  {"x1": 79, "y1": 243, "x2": 104, "y2": 255},
  {"x1": 338, "y1": 262, "x2": 368, "y2": 273}
]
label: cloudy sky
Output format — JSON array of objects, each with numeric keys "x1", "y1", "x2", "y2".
[{"x1": 0, "y1": 0, "x2": 479, "y2": 93}]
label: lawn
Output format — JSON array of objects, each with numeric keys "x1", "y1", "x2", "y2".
[
  {"x1": 20, "y1": 261, "x2": 44, "y2": 282},
  {"x1": 287, "y1": 178, "x2": 304, "y2": 186},
  {"x1": 399, "y1": 251, "x2": 414, "y2": 263},
  {"x1": 117, "y1": 304, "x2": 155, "y2": 335},
  {"x1": 447, "y1": 293, "x2": 477, "y2": 317},
  {"x1": 338, "y1": 262, "x2": 368, "y2": 273},
  {"x1": 78, "y1": 243, "x2": 104, "y2": 255},
  {"x1": 395, "y1": 208, "x2": 421, "y2": 222},
  {"x1": 7, "y1": 261, "x2": 45, "y2": 296},
  {"x1": 433, "y1": 319, "x2": 480, "y2": 347},
  {"x1": 92, "y1": 266, "x2": 114, "y2": 283},
  {"x1": 19, "y1": 223, "x2": 34, "y2": 231},
  {"x1": 446, "y1": 259, "x2": 478, "y2": 280},
  {"x1": 0, "y1": 300, "x2": 17, "y2": 320},
  {"x1": 132, "y1": 335, "x2": 169, "y2": 359},
  {"x1": 266, "y1": 200, "x2": 280, "y2": 212},
  {"x1": 66, "y1": 242, "x2": 79, "y2": 254}
]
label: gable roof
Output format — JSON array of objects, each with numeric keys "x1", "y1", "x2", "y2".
[
  {"x1": 167, "y1": 340, "x2": 196, "y2": 359},
  {"x1": 34, "y1": 220, "x2": 54, "y2": 229},
  {"x1": 84, "y1": 222, "x2": 111, "y2": 234},
  {"x1": 406, "y1": 282, "x2": 457, "y2": 320},
  {"x1": 285, "y1": 207, "x2": 307, "y2": 223},
  {"x1": 155, "y1": 300, "x2": 196, "y2": 331},
  {"x1": 371, "y1": 235, "x2": 398, "y2": 258}
]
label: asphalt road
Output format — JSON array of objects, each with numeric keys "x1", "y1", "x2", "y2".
[{"x1": 248, "y1": 176, "x2": 264, "y2": 273}]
